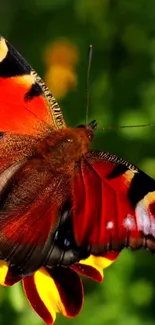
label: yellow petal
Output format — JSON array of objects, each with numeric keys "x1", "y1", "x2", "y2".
[
  {"x1": 0, "y1": 260, "x2": 21, "y2": 286},
  {"x1": 23, "y1": 266, "x2": 83, "y2": 325},
  {"x1": 72, "y1": 252, "x2": 119, "y2": 283}
]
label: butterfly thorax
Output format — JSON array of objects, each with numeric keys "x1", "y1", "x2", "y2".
[{"x1": 36, "y1": 127, "x2": 92, "y2": 172}]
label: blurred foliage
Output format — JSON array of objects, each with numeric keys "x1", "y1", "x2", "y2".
[{"x1": 1, "y1": 0, "x2": 155, "y2": 325}]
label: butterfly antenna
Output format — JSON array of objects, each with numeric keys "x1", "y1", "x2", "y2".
[
  {"x1": 85, "y1": 44, "x2": 93, "y2": 126},
  {"x1": 97, "y1": 122, "x2": 155, "y2": 131}
]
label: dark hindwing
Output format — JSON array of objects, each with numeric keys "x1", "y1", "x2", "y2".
[
  {"x1": 0, "y1": 158, "x2": 89, "y2": 276},
  {"x1": 0, "y1": 157, "x2": 67, "y2": 276}
]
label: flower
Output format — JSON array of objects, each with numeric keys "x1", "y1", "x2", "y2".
[
  {"x1": 0, "y1": 252, "x2": 119, "y2": 324},
  {"x1": 44, "y1": 40, "x2": 78, "y2": 68},
  {"x1": 45, "y1": 65, "x2": 77, "y2": 99},
  {"x1": 44, "y1": 39, "x2": 78, "y2": 99}
]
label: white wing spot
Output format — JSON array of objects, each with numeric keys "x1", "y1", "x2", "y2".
[
  {"x1": 106, "y1": 221, "x2": 114, "y2": 229},
  {"x1": 123, "y1": 215, "x2": 135, "y2": 230},
  {"x1": 135, "y1": 202, "x2": 150, "y2": 235},
  {"x1": 150, "y1": 219, "x2": 155, "y2": 237}
]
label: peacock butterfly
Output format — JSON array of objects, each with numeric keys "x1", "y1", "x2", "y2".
[{"x1": 0, "y1": 36, "x2": 155, "y2": 324}]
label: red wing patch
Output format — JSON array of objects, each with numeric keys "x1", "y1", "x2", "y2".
[
  {"x1": 72, "y1": 150, "x2": 155, "y2": 255},
  {"x1": 0, "y1": 36, "x2": 66, "y2": 135}
]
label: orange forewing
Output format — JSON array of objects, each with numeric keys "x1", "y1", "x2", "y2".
[
  {"x1": 0, "y1": 76, "x2": 52, "y2": 135},
  {"x1": 0, "y1": 36, "x2": 66, "y2": 135}
]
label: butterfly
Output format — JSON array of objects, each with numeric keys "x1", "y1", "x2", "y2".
[
  {"x1": 0, "y1": 35, "x2": 155, "y2": 325},
  {"x1": 0, "y1": 34, "x2": 155, "y2": 280}
]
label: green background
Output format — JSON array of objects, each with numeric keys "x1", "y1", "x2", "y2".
[{"x1": 1, "y1": 1, "x2": 155, "y2": 325}]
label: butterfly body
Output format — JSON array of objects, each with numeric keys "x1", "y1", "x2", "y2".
[{"x1": 35, "y1": 126, "x2": 91, "y2": 172}]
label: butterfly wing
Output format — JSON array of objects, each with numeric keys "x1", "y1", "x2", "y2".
[
  {"x1": 0, "y1": 35, "x2": 67, "y2": 173},
  {"x1": 0, "y1": 35, "x2": 66, "y2": 135},
  {"x1": 0, "y1": 162, "x2": 66, "y2": 276},
  {"x1": 72, "y1": 150, "x2": 155, "y2": 257},
  {"x1": 0, "y1": 160, "x2": 87, "y2": 276},
  {"x1": 0, "y1": 36, "x2": 70, "y2": 276}
]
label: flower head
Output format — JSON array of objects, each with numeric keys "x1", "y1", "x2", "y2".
[
  {"x1": 45, "y1": 65, "x2": 77, "y2": 99},
  {"x1": 44, "y1": 39, "x2": 78, "y2": 99},
  {"x1": 44, "y1": 40, "x2": 78, "y2": 68},
  {"x1": 0, "y1": 252, "x2": 118, "y2": 324}
]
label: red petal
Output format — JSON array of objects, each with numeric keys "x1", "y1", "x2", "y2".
[
  {"x1": 72, "y1": 252, "x2": 119, "y2": 283},
  {"x1": 102, "y1": 251, "x2": 120, "y2": 266},
  {"x1": 49, "y1": 267, "x2": 83, "y2": 317},
  {"x1": 23, "y1": 267, "x2": 83, "y2": 325},
  {"x1": 72, "y1": 262, "x2": 103, "y2": 282}
]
